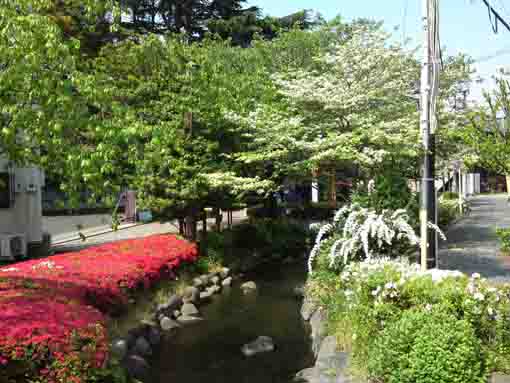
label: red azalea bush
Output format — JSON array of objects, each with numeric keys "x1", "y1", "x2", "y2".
[{"x1": 0, "y1": 234, "x2": 198, "y2": 383}]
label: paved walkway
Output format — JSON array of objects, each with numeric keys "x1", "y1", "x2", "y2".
[
  {"x1": 439, "y1": 194, "x2": 510, "y2": 282},
  {"x1": 50, "y1": 210, "x2": 248, "y2": 252}
]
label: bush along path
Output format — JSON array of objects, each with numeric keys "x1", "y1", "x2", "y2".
[
  {"x1": 299, "y1": 201, "x2": 510, "y2": 383},
  {"x1": 300, "y1": 259, "x2": 510, "y2": 383},
  {"x1": 0, "y1": 235, "x2": 198, "y2": 383}
]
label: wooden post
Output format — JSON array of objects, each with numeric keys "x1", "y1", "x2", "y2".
[
  {"x1": 214, "y1": 207, "x2": 222, "y2": 232},
  {"x1": 184, "y1": 112, "x2": 193, "y2": 136},
  {"x1": 328, "y1": 168, "x2": 337, "y2": 208}
]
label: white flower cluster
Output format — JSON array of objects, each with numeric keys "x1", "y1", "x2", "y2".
[
  {"x1": 340, "y1": 259, "x2": 506, "y2": 323},
  {"x1": 308, "y1": 204, "x2": 420, "y2": 273}
]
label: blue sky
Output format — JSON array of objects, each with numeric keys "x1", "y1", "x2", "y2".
[{"x1": 247, "y1": 0, "x2": 510, "y2": 103}]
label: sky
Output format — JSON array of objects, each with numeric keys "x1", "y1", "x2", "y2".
[{"x1": 247, "y1": 0, "x2": 510, "y2": 103}]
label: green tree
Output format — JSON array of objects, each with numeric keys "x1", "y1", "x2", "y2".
[{"x1": 462, "y1": 74, "x2": 510, "y2": 195}]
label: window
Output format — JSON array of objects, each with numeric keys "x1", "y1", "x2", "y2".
[{"x1": 0, "y1": 172, "x2": 13, "y2": 208}]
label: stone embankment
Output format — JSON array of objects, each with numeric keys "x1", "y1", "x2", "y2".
[{"x1": 113, "y1": 267, "x2": 264, "y2": 381}]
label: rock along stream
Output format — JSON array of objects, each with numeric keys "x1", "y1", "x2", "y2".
[{"x1": 152, "y1": 263, "x2": 314, "y2": 383}]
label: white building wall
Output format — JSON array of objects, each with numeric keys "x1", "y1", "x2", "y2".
[{"x1": 0, "y1": 158, "x2": 43, "y2": 244}]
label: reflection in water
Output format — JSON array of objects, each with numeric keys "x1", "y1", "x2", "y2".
[{"x1": 153, "y1": 264, "x2": 314, "y2": 383}]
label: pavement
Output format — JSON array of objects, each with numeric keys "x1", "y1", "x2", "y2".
[
  {"x1": 439, "y1": 194, "x2": 510, "y2": 282},
  {"x1": 45, "y1": 210, "x2": 248, "y2": 252}
]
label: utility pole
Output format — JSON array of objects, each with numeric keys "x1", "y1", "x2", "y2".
[{"x1": 419, "y1": 0, "x2": 438, "y2": 270}]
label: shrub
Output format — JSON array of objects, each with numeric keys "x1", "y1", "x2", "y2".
[
  {"x1": 368, "y1": 309, "x2": 484, "y2": 383},
  {"x1": 496, "y1": 228, "x2": 510, "y2": 255},
  {"x1": 438, "y1": 196, "x2": 470, "y2": 228},
  {"x1": 351, "y1": 169, "x2": 413, "y2": 213},
  {"x1": 231, "y1": 219, "x2": 310, "y2": 257},
  {"x1": 0, "y1": 235, "x2": 198, "y2": 383},
  {"x1": 308, "y1": 204, "x2": 421, "y2": 273},
  {"x1": 442, "y1": 191, "x2": 459, "y2": 200},
  {"x1": 307, "y1": 259, "x2": 510, "y2": 380}
]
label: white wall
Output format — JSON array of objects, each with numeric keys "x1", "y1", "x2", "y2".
[{"x1": 0, "y1": 158, "x2": 43, "y2": 244}]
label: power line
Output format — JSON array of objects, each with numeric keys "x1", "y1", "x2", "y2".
[{"x1": 483, "y1": 0, "x2": 510, "y2": 33}]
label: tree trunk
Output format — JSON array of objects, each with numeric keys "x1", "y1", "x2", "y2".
[
  {"x1": 185, "y1": 213, "x2": 197, "y2": 241},
  {"x1": 200, "y1": 210, "x2": 208, "y2": 256},
  {"x1": 328, "y1": 169, "x2": 337, "y2": 208},
  {"x1": 178, "y1": 218, "x2": 185, "y2": 236},
  {"x1": 214, "y1": 208, "x2": 222, "y2": 232}
]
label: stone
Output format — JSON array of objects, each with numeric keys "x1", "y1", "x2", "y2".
[
  {"x1": 315, "y1": 336, "x2": 347, "y2": 371},
  {"x1": 293, "y1": 286, "x2": 305, "y2": 298},
  {"x1": 295, "y1": 338, "x2": 356, "y2": 383},
  {"x1": 209, "y1": 285, "x2": 221, "y2": 294},
  {"x1": 241, "y1": 336, "x2": 275, "y2": 357},
  {"x1": 124, "y1": 354, "x2": 150, "y2": 382},
  {"x1": 294, "y1": 368, "x2": 316, "y2": 383},
  {"x1": 192, "y1": 277, "x2": 204, "y2": 288},
  {"x1": 310, "y1": 308, "x2": 327, "y2": 357},
  {"x1": 167, "y1": 295, "x2": 183, "y2": 311},
  {"x1": 219, "y1": 267, "x2": 230, "y2": 279},
  {"x1": 200, "y1": 290, "x2": 214, "y2": 301},
  {"x1": 147, "y1": 326, "x2": 161, "y2": 346},
  {"x1": 133, "y1": 336, "x2": 152, "y2": 357},
  {"x1": 183, "y1": 286, "x2": 200, "y2": 303},
  {"x1": 240, "y1": 281, "x2": 257, "y2": 293},
  {"x1": 200, "y1": 274, "x2": 210, "y2": 284},
  {"x1": 156, "y1": 302, "x2": 170, "y2": 314},
  {"x1": 301, "y1": 299, "x2": 317, "y2": 321},
  {"x1": 177, "y1": 315, "x2": 204, "y2": 325},
  {"x1": 160, "y1": 316, "x2": 180, "y2": 332},
  {"x1": 211, "y1": 275, "x2": 221, "y2": 285},
  {"x1": 111, "y1": 338, "x2": 128, "y2": 360},
  {"x1": 314, "y1": 337, "x2": 352, "y2": 383},
  {"x1": 221, "y1": 277, "x2": 233, "y2": 287},
  {"x1": 125, "y1": 331, "x2": 137, "y2": 350},
  {"x1": 173, "y1": 310, "x2": 181, "y2": 318},
  {"x1": 181, "y1": 303, "x2": 200, "y2": 317}
]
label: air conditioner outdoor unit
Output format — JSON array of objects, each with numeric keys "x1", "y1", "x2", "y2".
[{"x1": 0, "y1": 233, "x2": 27, "y2": 260}]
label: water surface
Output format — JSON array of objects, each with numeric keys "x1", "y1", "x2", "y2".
[{"x1": 153, "y1": 264, "x2": 313, "y2": 383}]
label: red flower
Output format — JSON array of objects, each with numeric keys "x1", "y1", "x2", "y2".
[{"x1": 0, "y1": 235, "x2": 198, "y2": 382}]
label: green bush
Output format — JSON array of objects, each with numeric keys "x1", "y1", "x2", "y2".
[
  {"x1": 496, "y1": 228, "x2": 510, "y2": 255},
  {"x1": 438, "y1": 200, "x2": 458, "y2": 228},
  {"x1": 206, "y1": 219, "x2": 311, "y2": 268},
  {"x1": 306, "y1": 259, "x2": 510, "y2": 381},
  {"x1": 351, "y1": 169, "x2": 413, "y2": 213},
  {"x1": 442, "y1": 191, "x2": 459, "y2": 200},
  {"x1": 368, "y1": 309, "x2": 484, "y2": 383}
]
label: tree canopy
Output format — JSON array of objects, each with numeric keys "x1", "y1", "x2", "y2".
[{"x1": 1, "y1": 0, "x2": 478, "y2": 228}]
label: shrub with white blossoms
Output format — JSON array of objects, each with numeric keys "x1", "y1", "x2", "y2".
[
  {"x1": 308, "y1": 204, "x2": 444, "y2": 273},
  {"x1": 307, "y1": 258, "x2": 510, "y2": 379}
]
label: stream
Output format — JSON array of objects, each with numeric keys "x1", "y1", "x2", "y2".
[{"x1": 152, "y1": 263, "x2": 314, "y2": 383}]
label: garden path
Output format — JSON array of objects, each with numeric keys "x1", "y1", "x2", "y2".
[{"x1": 439, "y1": 194, "x2": 510, "y2": 282}]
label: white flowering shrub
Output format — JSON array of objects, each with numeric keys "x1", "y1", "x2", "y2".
[
  {"x1": 308, "y1": 204, "x2": 425, "y2": 273},
  {"x1": 306, "y1": 259, "x2": 510, "y2": 380}
]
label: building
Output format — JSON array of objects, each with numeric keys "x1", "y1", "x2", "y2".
[{"x1": 0, "y1": 157, "x2": 45, "y2": 259}]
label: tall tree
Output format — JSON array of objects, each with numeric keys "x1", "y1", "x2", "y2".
[{"x1": 462, "y1": 74, "x2": 510, "y2": 195}]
